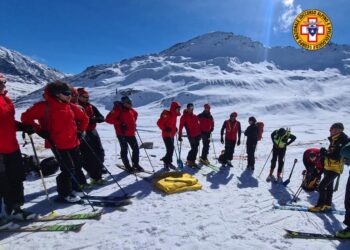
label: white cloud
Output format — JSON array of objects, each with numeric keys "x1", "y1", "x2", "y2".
[{"x1": 274, "y1": 0, "x2": 302, "y2": 33}]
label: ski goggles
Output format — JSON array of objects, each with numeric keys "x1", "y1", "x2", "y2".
[{"x1": 61, "y1": 90, "x2": 72, "y2": 96}]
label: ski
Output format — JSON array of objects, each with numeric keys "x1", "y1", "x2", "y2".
[
  {"x1": 32, "y1": 212, "x2": 102, "y2": 222},
  {"x1": 273, "y1": 204, "x2": 346, "y2": 215},
  {"x1": 116, "y1": 164, "x2": 153, "y2": 182},
  {"x1": 81, "y1": 195, "x2": 134, "y2": 202},
  {"x1": 55, "y1": 196, "x2": 132, "y2": 208},
  {"x1": 0, "y1": 223, "x2": 85, "y2": 233},
  {"x1": 284, "y1": 229, "x2": 342, "y2": 240}
]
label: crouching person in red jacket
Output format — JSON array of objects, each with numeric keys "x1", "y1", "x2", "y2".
[
  {"x1": 0, "y1": 73, "x2": 37, "y2": 223},
  {"x1": 106, "y1": 96, "x2": 143, "y2": 172},
  {"x1": 178, "y1": 103, "x2": 201, "y2": 167},
  {"x1": 157, "y1": 101, "x2": 181, "y2": 170},
  {"x1": 21, "y1": 81, "x2": 89, "y2": 203}
]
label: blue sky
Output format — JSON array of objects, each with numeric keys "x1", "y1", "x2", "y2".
[{"x1": 0, "y1": 0, "x2": 348, "y2": 74}]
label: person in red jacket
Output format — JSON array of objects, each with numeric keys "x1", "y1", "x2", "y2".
[
  {"x1": 220, "y1": 112, "x2": 241, "y2": 167},
  {"x1": 106, "y1": 96, "x2": 143, "y2": 172},
  {"x1": 0, "y1": 73, "x2": 37, "y2": 222},
  {"x1": 198, "y1": 104, "x2": 214, "y2": 164},
  {"x1": 301, "y1": 148, "x2": 324, "y2": 191},
  {"x1": 77, "y1": 88, "x2": 105, "y2": 184},
  {"x1": 178, "y1": 103, "x2": 201, "y2": 167},
  {"x1": 157, "y1": 101, "x2": 181, "y2": 170},
  {"x1": 21, "y1": 81, "x2": 89, "y2": 203}
]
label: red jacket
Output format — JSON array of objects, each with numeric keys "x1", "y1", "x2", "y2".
[
  {"x1": 198, "y1": 111, "x2": 214, "y2": 133},
  {"x1": 0, "y1": 92, "x2": 20, "y2": 153},
  {"x1": 179, "y1": 110, "x2": 201, "y2": 138},
  {"x1": 105, "y1": 104, "x2": 138, "y2": 137},
  {"x1": 303, "y1": 148, "x2": 324, "y2": 171},
  {"x1": 157, "y1": 102, "x2": 181, "y2": 138},
  {"x1": 21, "y1": 95, "x2": 89, "y2": 150},
  {"x1": 221, "y1": 120, "x2": 241, "y2": 141},
  {"x1": 78, "y1": 101, "x2": 104, "y2": 131}
]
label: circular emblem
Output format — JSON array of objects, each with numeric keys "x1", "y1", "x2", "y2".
[{"x1": 292, "y1": 9, "x2": 332, "y2": 51}]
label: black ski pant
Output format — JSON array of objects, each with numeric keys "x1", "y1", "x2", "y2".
[
  {"x1": 200, "y1": 132, "x2": 211, "y2": 160},
  {"x1": 344, "y1": 174, "x2": 350, "y2": 227},
  {"x1": 187, "y1": 135, "x2": 201, "y2": 161},
  {"x1": 224, "y1": 139, "x2": 236, "y2": 162},
  {"x1": 0, "y1": 150, "x2": 25, "y2": 211},
  {"x1": 117, "y1": 136, "x2": 139, "y2": 167},
  {"x1": 162, "y1": 137, "x2": 174, "y2": 164},
  {"x1": 79, "y1": 137, "x2": 102, "y2": 180},
  {"x1": 86, "y1": 129, "x2": 105, "y2": 163},
  {"x1": 247, "y1": 143, "x2": 257, "y2": 168},
  {"x1": 270, "y1": 146, "x2": 286, "y2": 174},
  {"x1": 55, "y1": 147, "x2": 87, "y2": 197},
  {"x1": 316, "y1": 170, "x2": 339, "y2": 207}
]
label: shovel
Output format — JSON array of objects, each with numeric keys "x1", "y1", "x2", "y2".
[{"x1": 282, "y1": 158, "x2": 298, "y2": 186}]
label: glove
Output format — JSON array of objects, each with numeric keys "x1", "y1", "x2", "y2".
[
  {"x1": 237, "y1": 139, "x2": 241, "y2": 146},
  {"x1": 17, "y1": 123, "x2": 35, "y2": 135},
  {"x1": 37, "y1": 130, "x2": 50, "y2": 140},
  {"x1": 221, "y1": 137, "x2": 224, "y2": 144},
  {"x1": 165, "y1": 127, "x2": 172, "y2": 133},
  {"x1": 89, "y1": 116, "x2": 97, "y2": 124},
  {"x1": 77, "y1": 130, "x2": 86, "y2": 139},
  {"x1": 120, "y1": 123, "x2": 127, "y2": 134},
  {"x1": 95, "y1": 116, "x2": 105, "y2": 123},
  {"x1": 178, "y1": 136, "x2": 183, "y2": 142},
  {"x1": 320, "y1": 147, "x2": 327, "y2": 157}
]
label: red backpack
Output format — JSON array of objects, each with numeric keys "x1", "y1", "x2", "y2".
[{"x1": 257, "y1": 122, "x2": 264, "y2": 141}]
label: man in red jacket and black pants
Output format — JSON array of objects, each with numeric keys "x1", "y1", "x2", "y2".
[
  {"x1": 178, "y1": 103, "x2": 201, "y2": 167},
  {"x1": 0, "y1": 74, "x2": 37, "y2": 223},
  {"x1": 77, "y1": 88, "x2": 105, "y2": 184},
  {"x1": 106, "y1": 96, "x2": 143, "y2": 172},
  {"x1": 220, "y1": 112, "x2": 241, "y2": 167},
  {"x1": 21, "y1": 81, "x2": 89, "y2": 203},
  {"x1": 198, "y1": 104, "x2": 214, "y2": 165},
  {"x1": 157, "y1": 101, "x2": 181, "y2": 170}
]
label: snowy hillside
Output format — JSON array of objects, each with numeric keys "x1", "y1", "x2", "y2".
[{"x1": 0, "y1": 46, "x2": 65, "y2": 100}]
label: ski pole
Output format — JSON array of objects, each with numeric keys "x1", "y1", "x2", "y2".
[
  {"x1": 282, "y1": 158, "x2": 298, "y2": 186},
  {"x1": 136, "y1": 130, "x2": 155, "y2": 172},
  {"x1": 27, "y1": 134, "x2": 57, "y2": 215},
  {"x1": 210, "y1": 134, "x2": 218, "y2": 163},
  {"x1": 175, "y1": 133, "x2": 184, "y2": 168},
  {"x1": 257, "y1": 148, "x2": 273, "y2": 178},
  {"x1": 292, "y1": 185, "x2": 303, "y2": 203},
  {"x1": 80, "y1": 136, "x2": 129, "y2": 196},
  {"x1": 47, "y1": 138, "x2": 97, "y2": 211},
  {"x1": 238, "y1": 136, "x2": 246, "y2": 170}
]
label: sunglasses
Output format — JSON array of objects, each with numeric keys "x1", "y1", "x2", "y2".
[
  {"x1": 0, "y1": 80, "x2": 6, "y2": 84},
  {"x1": 61, "y1": 91, "x2": 72, "y2": 96}
]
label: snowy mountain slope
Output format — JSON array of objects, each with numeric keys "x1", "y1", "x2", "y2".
[{"x1": 0, "y1": 46, "x2": 66, "y2": 99}]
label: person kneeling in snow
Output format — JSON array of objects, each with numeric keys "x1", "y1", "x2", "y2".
[{"x1": 301, "y1": 148, "x2": 324, "y2": 191}]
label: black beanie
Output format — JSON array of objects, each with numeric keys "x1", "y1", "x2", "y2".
[
  {"x1": 187, "y1": 103, "x2": 194, "y2": 108},
  {"x1": 331, "y1": 123, "x2": 344, "y2": 131},
  {"x1": 46, "y1": 81, "x2": 70, "y2": 97},
  {"x1": 249, "y1": 116, "x2": 257, "y2": 123}
]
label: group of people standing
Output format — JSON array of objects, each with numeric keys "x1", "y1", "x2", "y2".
[{"x1": 1, "y1": 76, "x2": 350, "y2": 238}]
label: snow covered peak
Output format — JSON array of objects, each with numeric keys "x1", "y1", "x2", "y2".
[{"x1": 0, "y1": 46, "x2": 66, "y2": 99}]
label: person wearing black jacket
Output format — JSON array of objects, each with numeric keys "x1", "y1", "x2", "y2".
[
  {"x1": 244, "y1": 117, "x2": 258, "y2": 170},
  {"x1": 267, "y1": 128, "x2": 296, "y2": 182},
  {"x1": 198, "y1": 104, "x2": 214, "y2": 164}
]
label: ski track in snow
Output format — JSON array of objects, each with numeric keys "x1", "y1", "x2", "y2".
[{"x1": 0, "y1": 107, "x2": 349, "y2": 250}]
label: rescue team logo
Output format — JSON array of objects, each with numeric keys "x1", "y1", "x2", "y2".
[{"x1": 292, "y1": 9, "x2": 332, "y2": 51}]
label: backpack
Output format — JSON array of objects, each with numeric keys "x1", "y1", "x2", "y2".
[
  {"x1": 39, "y1": 157, "x2": 59, "y2": 177},
  {"x1": 22, "y1": 153, "x2": 38, "y2": 175},
  {"x1": 257, "y1": 122, "x2": 264, "y2": 141},
  {"x1": 301, "y1": 169, "x2": 321, "y2": 192},
  {"x1": 340, "y1": 142, "x2": 350, "y2": 166}
]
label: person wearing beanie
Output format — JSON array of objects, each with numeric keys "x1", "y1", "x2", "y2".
[
  {"x1": 77, "y1": 88, "x2": 106, "y2": 185},
  {"x1": 309, "y1": 122, "x2": 349, "y2": 213},
  {"x1": 197, "y1": 104, "x2": 214, "y2": 165},
  {"x1": 267, "y1": 127, "x2": 296, "y2": 182},
  {"x1": 21, "y1": 81, "x2": 89, "y2": 203},
  {"x1": 220, "y1": 112, "x2": 241, "y2": 167},
  {"x1": 244, "y1": 116, "x2": 258, "y2": 170},
  {"x1": 157, "y1": 101, "x2": 181, "y2": 170},
  {"x1": 106, "y1": 96, "x2": 143, "y2": 172},
  {"x1": 0, "y1": 73, "x2": 37, "y2": 223},
  {"x1": 178, "y1": 103, "x2": 201, "y2": 167}
]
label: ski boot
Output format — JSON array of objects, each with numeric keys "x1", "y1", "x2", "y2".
[
  {"x1": 5, "y1": 206, "x2": 38, "y2": 221},
  {"x1": 90, "y1": 178, "x2": 107, "y2": 186},
  {"x1": 133, "y1": 164, "x2": 145, "y2": 172},
  {"x1": 186, "y1": 160, "x2": 198, "y2": 168},
  {"x1": 320, "y1": 205, "x2": 332, "y2": 212},
  {"x1": 199, "y1": 157, "x2": 210, "y2": 165},
  {"x1": 308, "y1": 205, "x2": 323, "y2": 212},
  {"x1": 124, "y1": 163, "x2": 134, "y2": 173},
  {"x1": 63, "y1": 193, "x2": 82, "y2": 203},
  {"x1": 336, "y1": 227, "x2": 350, "y2": 239},
  {"x1": 266, "y1": 175, "x2": 275, "y2": 182},
  {"x1": 226, "y1": 161, "x2": 233, "y2": 168}
]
